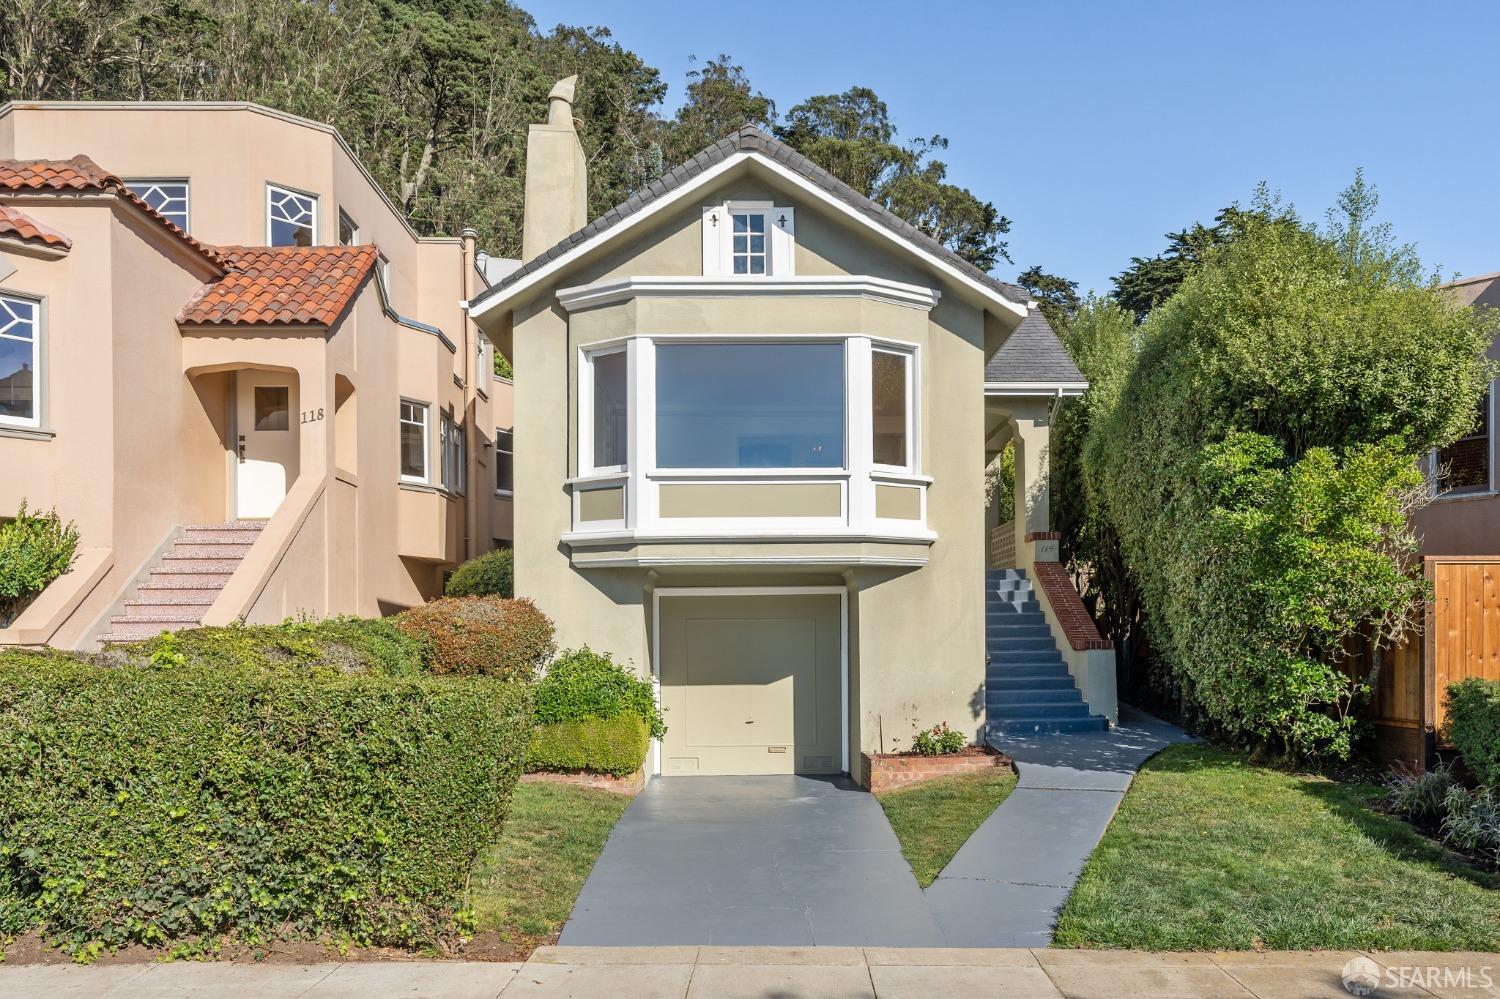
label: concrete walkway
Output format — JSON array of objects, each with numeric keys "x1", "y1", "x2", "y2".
[
  {"x1": 928, "y1": 703, "x2": 1195, "y2": 946},
  {"x1": 5, "y1": 947, "x2": 1497, "y2": 997},
  {"x1": 560, "y1": 775, "x2": 945, "y2": 946}
]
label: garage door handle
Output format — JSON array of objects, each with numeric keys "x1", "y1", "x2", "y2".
[{"x1": 745, "y1": 720, "x2": 754, "y2": 724}]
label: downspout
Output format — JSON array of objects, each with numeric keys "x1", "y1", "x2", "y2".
[{"x1": 460, "y1": 226, "x2": 478, "y2": 561}]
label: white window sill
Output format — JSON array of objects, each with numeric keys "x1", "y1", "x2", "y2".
[
  {"x1": 495, "y1": 489, "x2": 514, "y2": 498},
  {"x1": 1430, "y1": 487, "x2": 1498, "y2": 504},
  {"x1": 870, "y1": 469, "x2": 932, "y2": 485},
  {"x1": 647, "y1": 468, "x2": 852, "y2": 482},
  {"x1": 0, "y1": 425, "x2": 54, "y2": 441},
  {"x1": 566, "y1": 472, "x2": 629, "y2": 487}
]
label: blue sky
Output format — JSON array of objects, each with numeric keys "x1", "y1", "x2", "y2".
[{"x1": 536, "y1": 0, "x2": 1499, "y2": 296}]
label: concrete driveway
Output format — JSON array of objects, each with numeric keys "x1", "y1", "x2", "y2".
[{"x1": 559, "y1": 775, "x2": 946, "y2": 947}]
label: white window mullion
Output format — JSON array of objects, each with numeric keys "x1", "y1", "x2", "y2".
[
  {"x1": 635, "y1": 337, "x2": 657, "y2": 532},
  {"x1": 847, "y1": 337, "x2": 874, "y2": 530}
]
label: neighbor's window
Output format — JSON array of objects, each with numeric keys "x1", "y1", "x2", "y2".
[
  {"x1": 588, "y1": 349, "x2": 628, "y2": 471},
  {"x1": 730, "y1": 211, "x2": 768, "y2": 274},
  {"x1": 1437, "y1": 386, "x2": 1492, "y2": 495},
  {"x1": 253, "y1": 386, "x2": 289, "y2": 431},
  {"x1": 441, "y1": 411, "x2": 465, "y2": 494},
  {"x1": 268, "y1": 184, "x2": 317, "y2": 246},
  {"x1": 656, "y1": 342, "x2": 845, "y2": 469},
  {"x1": 399, "y1": 399, "x2": 429, "y2": 482},
  {"x1": 872, "y1": 348, "x2": 911, "y2": 469},
  {"x1": 0, "y1": 293, "x2": 39, "y2": 428},
  {"x1": 495, "y1": 428, "x2": 514, "y2": 494},
  {"x1": 126, "y1": 180, "x2": 190, "y2": 231},
  {"x1": 337, "y1": 209, "x2": 359, "y2": 245}
]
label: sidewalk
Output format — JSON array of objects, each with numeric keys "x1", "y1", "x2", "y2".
[{"x1": 4, "y1": 946, "x2": 1497, "y2": 997}]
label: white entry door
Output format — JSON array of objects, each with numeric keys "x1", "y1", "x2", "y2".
[{"x1": 235, "y1": 371, "x2": 298, "y2": 519}]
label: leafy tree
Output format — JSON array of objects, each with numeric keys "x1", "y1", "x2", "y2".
[
  {"x1": 660, "y1": 54, "x2": 773, "y2": 166},
  {"x1": 775, "y1": 86, "x2": 1011, "y2": 269},
  {"x1": 1016, "y1": 265, "x2": 1080, "y2": 330},
  {"x1": 1110, "y1": 196, "x2": 1292, "y2": 323},
  {"x1": 1086, "y1": 179, "x2": 1496, "y2": 758}
]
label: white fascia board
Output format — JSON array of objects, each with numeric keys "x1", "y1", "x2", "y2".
[
  {"x1": 467, "y1": 149, "x2": 1029, "y2": 322},
  {"x1": 984, "y1": 381, "x2": 1089, "y2": 397},
  {"x1": 556, "y1": 275, "x2": 941, "y2": 313}
]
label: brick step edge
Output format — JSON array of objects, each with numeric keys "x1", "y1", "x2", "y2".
[
  {"x1": 860, "y1": 748, "x2": 1015, "y2": 795},
  {"x1": 521, "y1": 768, "x2": 645, "y2": 796}
]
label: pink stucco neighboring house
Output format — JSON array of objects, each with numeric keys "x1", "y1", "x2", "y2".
[{"x1": 0, "y1": 102, "x2": 515, "y2": 649}]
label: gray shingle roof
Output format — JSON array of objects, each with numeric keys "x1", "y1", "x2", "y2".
[
  {"x1": 985, "y1": 306, "x2": 1086, "y2": 385},
  {"x1": 468, "y1": 124, "x2": 1030, "y2": 311}
]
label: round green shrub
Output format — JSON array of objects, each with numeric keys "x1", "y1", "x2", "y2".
[
  {"x1": 534, "y1": 646, "x2": 665, "y2": 738},
  {"x1": 1447, "y1": 678, "x2": 1500, "y2": 790},
  {"x1": 0, "y1": 500, "x2": 79, "y2": 622},
  {"x1": 446, "y1": 548, "x2": 514, "y2": 598},
  {"x1": 526, "y1": 715, "x2": 650, "y2": 776},
  {"x1": 0, "y1": 650, "x2": 533, "y2": 955},
  {"x1": 394, "y1": 595, "x2": 555, "y2": 679}
]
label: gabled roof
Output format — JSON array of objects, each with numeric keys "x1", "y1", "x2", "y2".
[
  {"x1": 0, "y1": 155, "x2": 226, "y2": 269},
  {"x1": 985, "y1": 305, "x2": 1086, "y2": 389},
  {"x1": 0, "y1": 203, "x2": 70, "y2": 249},
  {"x1": 177, "y1": 245, "x2": 379, "y2": 327},
  {"x1": 468, "y1": 125, "x2": 1030, "y2": 319}
]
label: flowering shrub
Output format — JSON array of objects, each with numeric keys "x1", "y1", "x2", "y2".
[{"x1": 912, "y1": 721, "x2": 966, "y2": 756}]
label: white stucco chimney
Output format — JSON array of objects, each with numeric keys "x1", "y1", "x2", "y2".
[{"x1": 522, "y1": 76, "x2": 588, "y2": 261}]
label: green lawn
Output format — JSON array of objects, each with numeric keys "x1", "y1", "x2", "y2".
[
  {"x1": 876, "y1": 770, "x2": 1017, "y2": 887},
  {"x1": 1052, "y1": 744, "x2": 1500, "y2": 951},
  {"x1": 469, "y1": 782, "x2": 629, "y2": 947}
]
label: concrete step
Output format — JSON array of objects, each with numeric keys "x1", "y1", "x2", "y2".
[
  {"x1": 132, "y1": 586, "x2": 221, "y2": 605},
  {"x1": 101, "y1": 617, "x2": 200, "y2": 641},
  {"x1": 121, "y1": 600, "x2": 212, "y2": 617},
  {"x1": 987, "y1": 653, "x2": 1069, "y2": 669},
  {"x1": 987, "y1": 636, "x2": 1057, "y2": 652},
  {"x1": 986, "y1": 716, "x2": 1109, "y2": 736},
  {"x1": 986, "y1": 688, "x2": 1085, "y2": 708},
  {"x1": 987, "y1": 604, "x2": 1043, "y2": 617},
  {"x1": 987, "y1": 624, "x2": 1052, "y2": 638},
  {"x1": 159, "y1": 554, "x2": 242, "y2": 572},
  {"x1": 186, "y1": 521, "x2": 267, "y2": 532},
  {"x1": 988, "y1": 701, "x2": 1095, "y2": 720},
  {"x1": 147, "y1": 570, "x2": 234, "y2": 588},
  {"x1": 169, "y1": 542, "x2": 254, "y2": 559},
  {"x1": 988, "y1": 674, "x2": 1076, "y2": 691}
]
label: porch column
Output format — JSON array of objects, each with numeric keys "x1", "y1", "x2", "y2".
[{"x1": 1008, "y1": 399, "x2": 1053, "y2": 572}]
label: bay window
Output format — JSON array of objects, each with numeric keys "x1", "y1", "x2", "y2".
[
  {"x1": 871, "y1": 347, "x2": 912, "y2": 470},
  {"x1": 656, "y1": 342, "x2": 845, "y2": 469},
  {"x1": 399, "y1": 400, "x2": 428, "y2": 482},
  {"x1": 584, "y1": 348, "x2": 628, "y2": 472},
  {"x1": 440, "y1": 410, "x2": 465, "y2": 494}
]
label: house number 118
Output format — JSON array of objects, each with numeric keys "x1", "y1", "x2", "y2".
[{"x1": 301, "y1": 408, "x2": 325, "y2": 424}]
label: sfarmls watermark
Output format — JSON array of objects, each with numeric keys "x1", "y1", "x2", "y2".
[{"x1": 1342, "y1": 956, "x2": 1494, "y2": 996}]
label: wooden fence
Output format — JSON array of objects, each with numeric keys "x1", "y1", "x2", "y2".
[{"x1": 1366, "y1": 556, "x2": 1500, "y2": 766}]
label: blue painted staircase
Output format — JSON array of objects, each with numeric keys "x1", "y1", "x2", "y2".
[{"x1": 985, "y1": 568, "x2": 1109, "y2": 737}]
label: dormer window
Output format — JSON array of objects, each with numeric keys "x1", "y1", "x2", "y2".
[{"x1": 701, "y1": 201, "x2": 795, "y2": 277}]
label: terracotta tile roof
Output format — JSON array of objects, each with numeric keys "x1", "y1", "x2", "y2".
[
  {"x1": 0, "y1": 155, "x2": 226, "y2": 268},
  {"x1": 177, "y1": 245, "x2": 380, "y2": 327},
  {"x1": 0, "y1": 203, "x2": 71, "y2": 249}
]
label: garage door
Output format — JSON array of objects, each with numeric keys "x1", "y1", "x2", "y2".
[{"x1": 658, "y1": 592, "x2": 843, "y2": 776}]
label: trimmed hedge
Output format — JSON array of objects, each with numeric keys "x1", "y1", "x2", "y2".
[
  {"x1": 1448, "y1": 678, "x2": 1500, "y2": 790},
  {"x1": 526, "y1": 715, "x2": 649, "y2": 777},
  {"x1": 0, "y1": 650, "x2": 532, "y2": 955},
  {"x1": 445, "y1": 548, "x2": 514, "y2": 598},
  {"x1": 0, "y1": 501, "x2": 79, "y2": 622},
  {"x1": 124, "y1": 616, "x2": 431, "y2": 676},
  {"x1": 534, "y1": 647, "x2": 665, "y2": 738},
  {"x1": 395, "y1": 596, "x2": 554, "y2": 679}
]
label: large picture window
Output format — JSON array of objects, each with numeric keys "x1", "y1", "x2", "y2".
[
  {"x1": 656, "y1": 342, "x2": 845, "y2": 469},
  {"x1": 0, "y1": 294, "x2": 39, "y2": 428},
  {"x1": 1437, "y1": 386, "x2": 1492, "y2": 495}
]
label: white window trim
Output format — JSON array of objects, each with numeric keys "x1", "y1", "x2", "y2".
[
  {"x1": 399, "y1": 398, "x2": 430, "y2": 484},
  {"x1": 870, "y1": 342, "x2": 918, "y2": 476},
  {"x1": 125, "y1": 178, "x2": 191, "y2": 232},
  {"x1": 337, "y1": 208, "x2": 360, "y2": 245},
  {"x1": 701, "y1": 201, "x2": 796, "y2": 277},
  {"x1": 0, "y1": 290, "x2": 44, "y2": 431},
  {"x1": 440, "y1": 408, "x2": 466, "y2": 495},
  {"x1": 266, "y1": 182, "x2": 319, "y2": 246},
  {"x1": 494, "y1": 426, "x2": 514, "y2": 497},
  {"x1": 1431, "y1": 380, "x2": 1496, "y2": 500},
  {"x1": 579, "y1": 343, "x2": 631, "y2": 477}
]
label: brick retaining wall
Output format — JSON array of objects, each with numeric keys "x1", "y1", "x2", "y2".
[{"x1": 860, "y1": 749, "x2": 1014, "y2": 794}]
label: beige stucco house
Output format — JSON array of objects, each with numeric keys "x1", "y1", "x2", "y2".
[
  {"x1": 470, "y1": 82, "x2": 1115, "y2": 783},
  {"x1": 0, "y1": 102, "x2": 514, "y2": 649}
]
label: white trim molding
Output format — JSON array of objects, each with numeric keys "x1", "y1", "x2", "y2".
[
  {"x1": 651, "y1": 586, "x2": 850, "y2": 778},
  {"x1": 556, "y1": 275, "x2": 941, "y2": 313},
  {"x1": 984, "y1": 381, "x2": 1089, "y2": 397},
  {"x1": 466, "y1": 149, "x2": 1026, "y2": 321}
]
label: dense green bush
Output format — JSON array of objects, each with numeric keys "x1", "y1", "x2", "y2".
[
  {"x1": 1447, "y1": 678, "x2": 1500, "y2": 789},
  {"x1": 912, "y1": 721, "x2": 966, "y2": 756},
  {"x1": 446, "y1": 548, "x2": 514, "y2": 598},
  {"x1": 533, "y1": 647, "x2": 665, "y2": 738},
  {"x1": 395, "y1": 596, "x2": 555, "y2": 679},
  {"x1": 1085, "y1": 181, "x2": 1496, "y2": 758},
  {"x1": 123, "y1": 616, "x2": 431, "y2": 676},
  {"x1": 1383, "y1": 760, "x2": 1457, "y2": 825},
  {"x1": 0, "y1": 650, "x2": 532, "y2": 955},
  {"x1": 526, "y1": 715, "x2": 650, "y2": 777},
  {"x1": 1440, "y1": 785, "x2": 1500, "y2": 866},
  {"x1": 0, "y1": 501, "x2": 79, "y2": 622}
]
